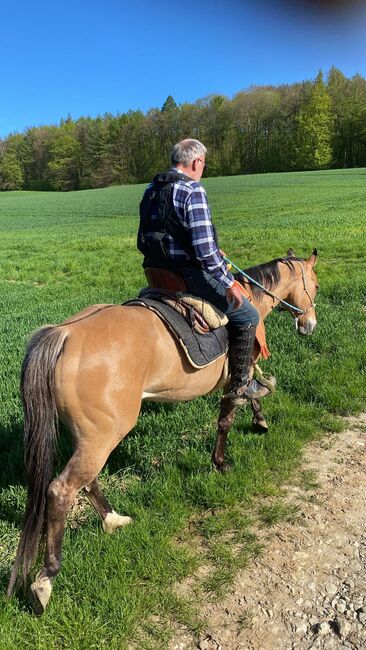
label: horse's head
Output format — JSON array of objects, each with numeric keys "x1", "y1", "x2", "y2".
[{"x1": 286, "y1": 249, "x2": 318, "y2": 336}]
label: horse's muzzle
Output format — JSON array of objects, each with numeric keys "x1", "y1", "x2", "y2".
[{"x1": 297, "y1": 317, "x2": 317, "y2": 336}]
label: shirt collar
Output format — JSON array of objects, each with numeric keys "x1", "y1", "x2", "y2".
[{"x1": 171, "y1": 166, "x2": 194, "y2": 180}]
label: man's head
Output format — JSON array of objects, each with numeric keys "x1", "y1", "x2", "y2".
[{"x1": 171, "y1": 139, "x2": 207, "y2": 181}]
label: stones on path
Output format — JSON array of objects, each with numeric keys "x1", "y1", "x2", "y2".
[
  {"x1": 169, "y1": 417, "x2": 366, "y2": 650},
  {"x1": 197, "y1": 635, "x2": 221, "y2": 650}
]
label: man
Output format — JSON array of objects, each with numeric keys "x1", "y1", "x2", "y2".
[{"x1": 137, "y1": 138, "x2": 266, "y2": 402}]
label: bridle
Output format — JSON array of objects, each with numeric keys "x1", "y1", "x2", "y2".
[
  {"x1": 224, "y1": 256, "x2": 316, "y2": 327},
  {"x1": 291, "y1": 260, "x2": 317, "y2": 330}
]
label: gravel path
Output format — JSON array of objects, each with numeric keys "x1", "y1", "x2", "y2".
[{"x1": 171, "y1": 413, "x2": 366, "y2": 650}]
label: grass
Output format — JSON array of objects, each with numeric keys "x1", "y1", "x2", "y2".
[
  {"x1": 0, "y1": 169, "x2": 366, "y2": 648},
  {"x1": 258, "y1": 502, "x2": 301, "y2": 527},
  {"x1": 299, "y1": 469, "x2": 320, "y2": 492}
]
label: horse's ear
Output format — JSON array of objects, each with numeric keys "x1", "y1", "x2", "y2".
[
  {"x1": 308, "y1": 248, "x2": 318, "y2": 267},
  {"x1": 287, "y1": 248, "x2": 295, "y2": 257}
]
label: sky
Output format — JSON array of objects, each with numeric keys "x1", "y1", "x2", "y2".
[{"x1": 1, "y1": 0, "x2": 366, "y2": 138}]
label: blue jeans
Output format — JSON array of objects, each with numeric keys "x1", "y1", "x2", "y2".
[{"x1": 179, "y1": 267, "x2": 259, "y2": 328}]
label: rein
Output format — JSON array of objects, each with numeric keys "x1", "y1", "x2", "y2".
[{"x1": 224, "y1": 256, "x2": 316, "y2": 322}]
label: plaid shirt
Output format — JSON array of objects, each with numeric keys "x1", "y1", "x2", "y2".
[{"x1": 144, "y1": 168, "x2": 234, "y2": 289}]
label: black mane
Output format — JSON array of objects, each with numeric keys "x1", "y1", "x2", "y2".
[{"x1": 236, "y1": 256, "x2": 302, "y2": 301}]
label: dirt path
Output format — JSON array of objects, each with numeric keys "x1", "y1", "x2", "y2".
[{"x1": 171, "y1": 414, "x2": 366, "y2": 650}]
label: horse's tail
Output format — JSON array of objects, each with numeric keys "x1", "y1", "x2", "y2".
[{"x1": 7, "y1": 325, "x2": 68, "y2": 596}]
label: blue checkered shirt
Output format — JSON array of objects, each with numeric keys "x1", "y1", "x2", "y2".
[{"x1": 143, "y1": 168, "x2": 234, "y2": 289}]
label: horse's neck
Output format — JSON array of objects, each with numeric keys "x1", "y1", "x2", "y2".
[{"x1": 252, "y1": 265, "x2": 295, "y2": 321}]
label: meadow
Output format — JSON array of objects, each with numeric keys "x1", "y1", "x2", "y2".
[{"x1": 0, "y1": 169, "x2": 365, "y2": 648}]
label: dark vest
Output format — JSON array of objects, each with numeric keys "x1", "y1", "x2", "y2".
[{"x1": 138, "y1": 171, "x2": 199, "y2": 270}]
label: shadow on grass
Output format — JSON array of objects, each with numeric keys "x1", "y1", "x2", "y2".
[
  {"x1": 0, "y1": 420, "x2": 75, "y2": 528},
  {"x1": 0, "y1": 421, "x2": 24, "y2": 490}
]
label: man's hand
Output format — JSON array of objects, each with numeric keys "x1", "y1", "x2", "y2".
[
  {"x1": 225, "y1": 282, "x2": 243, "y2": 311},
  {"x1": 220, "y1": 249, "x2": 233, "y2": 271}
]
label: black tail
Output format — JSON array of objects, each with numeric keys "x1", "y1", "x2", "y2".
[{"x1": 7, "y1": 325, "x2": 68, "y2": 596}]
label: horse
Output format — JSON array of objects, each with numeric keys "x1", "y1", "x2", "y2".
[{"x1": 7, "y1": 249, "x2": 318, "y2": 613}]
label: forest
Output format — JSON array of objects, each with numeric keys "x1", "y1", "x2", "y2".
[{"x1": 1, "y1": 68, "x2": 366, "y2": 191}]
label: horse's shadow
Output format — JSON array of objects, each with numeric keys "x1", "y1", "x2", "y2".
[
  {"x1": 0, "y1": 402, "x2": 185, "y2": 529},
  {"x1": 0, "y1": 420, "x2": 25, "y2": 521},
  {"x1": 107, "y1": 400, "x2": 261, "y2": 480},
  {"x1": 0, "y1": 420, "x2": 75, "y2": 527},
  {"x1": 0, "y1": 402, "x2": 264, "y2": 600},
  {"x1": 0, "y1": 400, "x2": 260, "y2": 528}
]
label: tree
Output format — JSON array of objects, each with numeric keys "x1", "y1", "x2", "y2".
[
  {"x1": 0, "y1": 151, "x2": 24, "y2": 189},
  {"x1": 20, "y1": 126, "x2": 54, "y2": 190},
  {"x1": 161, "y1": 95, "x2": 177, "y2": 112},
  {"x1": 47, "y1": 121, "x2": 81, "y2": 190},
  {"x1": 328, "y1": 68, "x2": 366, "y2": 168},
  {"x1": 0, "y1": 68, "x2": 365, "y2": 191},
  {"x1": 0, "y1": 134, "x2": 24, "y2": 190},
  {"x1": 295, "y1": 72, "x2": 333, "y2": 170},
  {"x1": 75, "y1": 116, "x2": 110, "y2": 188}
]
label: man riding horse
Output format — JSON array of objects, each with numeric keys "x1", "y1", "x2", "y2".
[{"x1": 138, "y1": 138, "x2": 268, "y2": 404}]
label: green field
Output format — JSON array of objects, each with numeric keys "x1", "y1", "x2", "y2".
[{"x1": 0, "y1": 169, "x2": 366, "y2": 648}]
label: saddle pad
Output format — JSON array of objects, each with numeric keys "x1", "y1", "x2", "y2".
[{"x1": 124, "y1": 298, "x2": 228, "y2": 369}]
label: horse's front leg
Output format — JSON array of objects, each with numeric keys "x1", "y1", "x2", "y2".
[
  {"x1": 250, "y1": 397, "x2": 269, "y2": 433},
  {"x1": 212, "y1": 395, "x2": 238, "y2": 472}
]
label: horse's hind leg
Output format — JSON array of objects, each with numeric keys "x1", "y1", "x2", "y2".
[
  {"x1": 84, "y1": 478, "x2": 132, "y2": 533},
  {"x1": 250, "y1": 397, "x2": 268, "y2": 433},
  {"x1": 30, "y1": 436, "x2": 128, "y2": 615}
]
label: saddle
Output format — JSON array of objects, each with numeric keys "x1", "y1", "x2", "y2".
[
  {"x1": 144, "y1": 267, "x2": 270, "y2": 360},
  {"x1": 120, "y1": 268, "x2": 227, "y2": 368},
  {"x1": 143, "y1": 269, "x2": 227, "y2": 334}
]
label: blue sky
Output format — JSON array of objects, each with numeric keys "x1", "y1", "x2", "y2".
[{"x1": 1, "y1": 0, "x2": 366, "y2": 137}]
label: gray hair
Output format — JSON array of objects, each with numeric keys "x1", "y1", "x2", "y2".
[{"x1": 171, "y1": 139, "x2": 207, "y2": 166}]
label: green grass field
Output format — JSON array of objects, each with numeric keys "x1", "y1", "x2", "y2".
[{"x1": 0, "y1": 169, "x2": 365, "y2": 648}]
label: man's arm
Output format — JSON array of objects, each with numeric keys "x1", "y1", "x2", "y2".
[{"x1": 185, "y1": 186, "x2": 235, "y2": 289}]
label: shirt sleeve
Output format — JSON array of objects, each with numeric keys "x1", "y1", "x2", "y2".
[{"x1": 185, "y1": 186, "x2": 234, "y2": 289}]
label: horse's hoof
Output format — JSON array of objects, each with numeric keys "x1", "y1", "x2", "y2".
[
  {"x1": 252, "y1": 418, "x2": 269, "y2": 434},
  {"x1": 102, "y1": 511, "x2": 132, "y2": 534},
  {"x1": 30, "y1": 572, "x2": 53, "y2": 615},
  {"x1": 213, "y1": 461, "x2": 231, "y2": 473}
]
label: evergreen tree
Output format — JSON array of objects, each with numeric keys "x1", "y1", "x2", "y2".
[
  {"x1": 328, "y1": 68, "x2": 366, "y2": 168},
  {"x1": 161, "y1": 95, "x2": 177, "y2": 112},
  {"x1": 47, "y1": 121, "x2": 81, "y2": 190},
  {"x1": 295, "y1": 71, "x2": 333, "y2": 170},
  {"x1": 20, "y1": 126, "x2": 53, "y2": 189}
]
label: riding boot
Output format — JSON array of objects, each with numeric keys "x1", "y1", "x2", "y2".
[{"x1": 225, "y1": 324, "x2": 270, "y2": 403}]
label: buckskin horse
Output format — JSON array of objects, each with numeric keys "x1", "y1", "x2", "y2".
[{"x1": 8, "y1": 249, "x2": 318, "y2": 613}]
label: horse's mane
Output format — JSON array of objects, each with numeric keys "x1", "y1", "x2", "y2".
[{"x1": 236, "y1": 256, "x2": 302, "y2": 301}]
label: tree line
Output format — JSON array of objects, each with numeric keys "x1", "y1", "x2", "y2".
[{"x1": 1, "y1": 67, "x2": 366, "y2": 192}]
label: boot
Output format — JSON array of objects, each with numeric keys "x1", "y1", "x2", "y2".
[{"x1": 226, "y1": 324, "x2": 270, "y2": 403}]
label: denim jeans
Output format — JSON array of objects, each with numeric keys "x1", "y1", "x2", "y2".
[{"x1": 179, "y1": 267, "x2": 259, "y2": 328}]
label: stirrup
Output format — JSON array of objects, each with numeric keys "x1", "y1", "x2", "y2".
[
  {"x1": 243, "y1": 378, "x2": 271, "y2": 399},
  {"x1": 225, "y1": 378, "x2": 271, "y2": 404},
  {"x1": 253, "y1": 364, "x2": 277, "y2": 394}
]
